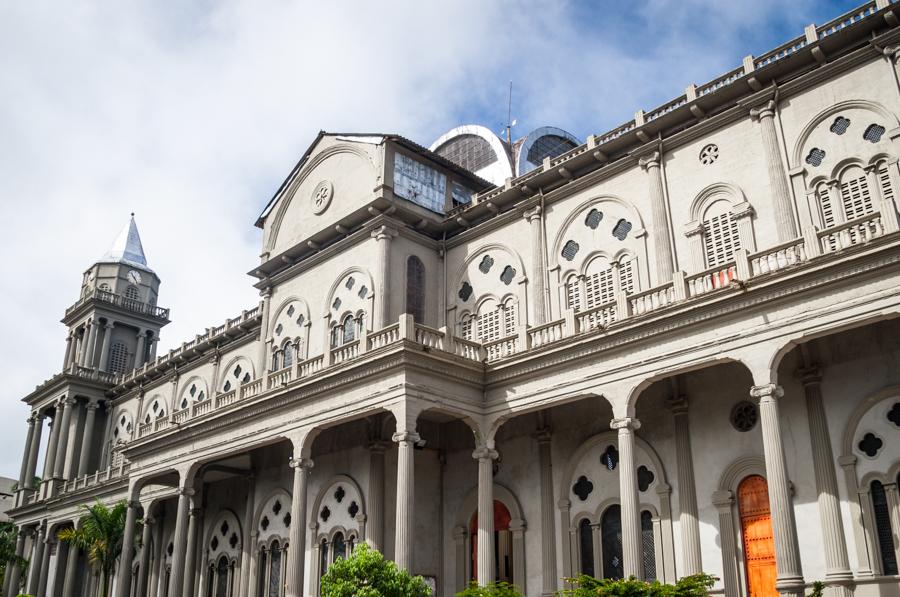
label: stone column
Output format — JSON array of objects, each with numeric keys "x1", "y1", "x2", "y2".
[
  {"x1": 36, "y1": 533, "x2": 53, "y2": 597},
  {"x1": 751, "y1": 384, "x2": 804, "y2": 596},
  {"x1": 115, "y1": 500, "x2": 140, "y2": 597},
  {"x1": 77, "y1": 400, "x2": 100, "y2": 476},
  {"x1": 473, "y1": 445, "x2": 499, "y2": 585},
  {"x1": 18, "y1": 415, "x2": 38, "y2": 487},
  {"x1": 136, "y1": 515, "x2": 154, "y2": 597},
  {"x1": 27, "y1": 525, "x2": 45, "y2": 595},
  {"x1": 63, "y1": 332, "x2": 75, "y2": 370},
  {"x1": 666, "y1": 397, "x2": 702, "y2": 576},
  {"x1": 135, "y1": 331, "x2": 147, "y2": 368},
  {"x1": 77, "y1": 322, "x2": 91, "y2": 367},
  {"x1": 183, "y1": 505, "x2": 202, "y2": 597},
  {"x1": 43, "y1": 406, "x2": 63, "y2": 479},
  {"x1": 4, "y1": 528, "x2": 27, "y2": 596},
  {"x1": 24, "y1": 414, "x2": 44, "y2": 490},
  {"x1": 61, "y1": 521, "x2": 82, "y2": 597},
  {"x1": 525, "y1": 206, "x2": 547, "y2": 325},
  {"x1": 86, "y1": 318, "x2": 100, "y2": 368},
  {"x1": 536, "y1": 429, "x2": 557, "y2": 597},
  {"x1": 372, "y1": 226, "x2": 397, "y2": 329},
  {"x1": 611, "y1": 417, "x2": 642, "y2": 579},
  {"x1": 799, "y1": 367, "x2": 853, "y2": 592},
  {"x1": 98, "y1": 323, "x2": 114, "y2": 372},
  {"x1": 239, "y1": 475, "x2": 256, "y2": 597},
  {"x1": 169, "y1": 486, "x2": 194, "y2": 597},
  {"x1": 149, "y1": 336, "x2": 159, "y2": 361},
  {"x1": 367, "y1": 441, "x2": 387, "y2": 551},
  {"x1": 393, "y1": 430, "x2": 419, "y2": 571},
  {"x1": 286, "y1": 457, "x2": 313, "y2": 597},
  {"x1": 149, "y1": 512, "x2": 166, "y2": 597},
  {"x1": 750, "y1": 100, "x2": 798, "y2": 242},
  {"x1": 53, "y1": 397, "x2": 76, "y2": 480},
  {"x1": 712, "y1": 491, "x2": 740, "y2": 597},
  {"x1": 638, "y1": 152, "x2": 674, "y2": 286}
]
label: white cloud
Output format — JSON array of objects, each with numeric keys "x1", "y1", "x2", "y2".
[{"x1": 0, "y1": 0, "x2": 840, "y2": 477}]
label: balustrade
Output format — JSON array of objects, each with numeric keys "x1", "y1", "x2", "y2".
[
  {"x1": 819, "y1": 213, "x2": 884, "y2": 254},
  {"x1": 750, "y1": 239, "x2": 808, "y2": 276},
  {"x1": 577, "y1": 301, "x2": 618, "y2": 332},
  {"x1": 629, "y1": 283, "x2": 677, "y2": 315},
  {"x1": 686, "y1": 262, "x2": 737, "y2": 297}
]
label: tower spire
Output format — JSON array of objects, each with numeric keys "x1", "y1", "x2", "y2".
[{"x1": 100, "y1": 214, "x2": 150, "y2": 270}]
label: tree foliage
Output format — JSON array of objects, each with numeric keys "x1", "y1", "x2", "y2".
[
  {"x1": 0, "y1": 521, "x2": 28, "y2": 593},
  {"x1": 321, "y1": 543, "x2": 431, "y2": 597},
  {"x1": 561, "y1": 573, "x2": 717, "y2": 597},
  {"x1": 57, "y1": 500, "x2": 139, "y2": 597},
  {"x1": 456, "y1": 581, "x2": 524, "y2": 597}
]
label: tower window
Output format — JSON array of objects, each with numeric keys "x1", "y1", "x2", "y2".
[
  {"x1": 108, "y1": 342, "x2": 129, "y2": 374},
  {"x1": 124, "y1": 285, "x2": 140, "y2": 301},
  {"x1": 405, "y1": 256, "x2": 426, "y2": 323}
]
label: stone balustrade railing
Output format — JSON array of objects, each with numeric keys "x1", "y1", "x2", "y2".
[
  {"x1": 61, "y1": 462, "x2": 130, "y2": 494},
  {"x1": 116, "y1": 217, "x2": 898, "y2": 449}
]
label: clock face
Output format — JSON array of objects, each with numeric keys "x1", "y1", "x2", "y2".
[{"x1": 127, "y1": 270, "x2": 142, "y2": 285}]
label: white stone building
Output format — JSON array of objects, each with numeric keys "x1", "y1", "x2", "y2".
[{"x1": 7, "y1": 3, "x2": 900, "y2": 597}]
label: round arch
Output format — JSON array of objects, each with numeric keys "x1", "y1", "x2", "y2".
[
  {"x1": 550, "y1": 195, "x2": 647, "y2": 268},
  {"x1": 450, "y1": 242, "x2": 528, "y2": 298},
  {"x1": 322, "y1": 266, "x2": 375, "y2": 317},
  {"x1": 791, "y1": 99, "x2": 899, "y2": 167},
  {"x1": 268, "y1": 295, "x2": 312, "y2": 338}
]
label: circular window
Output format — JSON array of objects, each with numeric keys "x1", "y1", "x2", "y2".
[
  {"x1": 730, "y1": 401, "x2": 758, "y2": 432},
  {"x1": 310, "y1": 180, "x2": 334, "y2": 215},
  {"x1": 699, "y1": 143, "x2": 719, "y2": 165}
]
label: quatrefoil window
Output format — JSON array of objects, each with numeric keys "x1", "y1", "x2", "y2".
[
  {"x1": 573, "y1": 475, "x2": 594, "y2": 501},
  {"x1": 345, "y1": 277, "x2": 355, "y2": 290},
  {"x1": 284, "y1": 513, "x2": 291, "y2": 527},
  {"x1": 275, "y1": 323, "x2": 283, "y2": 336},
  {"x1": 120, "y1": 415, "x2": 126, "y2": 425},
  {"x1": 180, "y1": 399, "x2": 188, "y2": 410},
  {"x1": 167, "y1": 542, "x2": 174, "y2": 556},
  {"x1": 348, "y1": 501, "x2": 359, "y2": 517},
  {"x1": 220, "y1": 521, "x2": 229, "y2": 535},
  {"x1": 830, "y1": 116, "x2": 850, "y2": 135},
  {"x1": 358, "y1": 285, "x2": 368, "y2": 299},
  {"x1": 286, "y1": 305, "x2": 295, "y2": 317},
  {"x1": 296, "y1": 314, "x2": 306, "y2": 326},
  {"x1": 561, "y1": 240, "x2": 580, "y2": 261},
  {"x1": 500, "y1": 266, "x2": 516, "y2": 285},
  {"x1": 805, "y1": 147, "x2": 826, "y2": 167},
  {"x1": 887, "y1": 402, "x2": 900, "y2": 427},
  {"x1": 637, "y1": 466, "x2": 655, "y2": 492},
  {"x1": 612, "y1": 219, "x2": 632, "y2": 241},
  {"x1": 458, "y1": 281, "x2": 473, "y2": 302},
  {"x1": 858, "y1": 432, "x2": 883, "y2": 458},
  {"x1": 479, "y1": 255, "x2": 495, "y2": 274},
  {"x1": 233, "y1": 365, "x2": 242, "y2": 377},
  {"x1": 863, "y1": 123, "x2": 885, "y2": 143},
  {"x1": 601, "y1": 445, "x2": 619, "y2": 471},
  {"x1": 334, "y1": 486, "x2": 346, "y2": 503},
  {"x1": 332, "y1": 298, "x2": 342, "y2": 311},
  {"x1": 223, "y1": 381, "x2": 231, "y2": 392},
  {"x1": 321, "y1": 506, "x2": 331, "y2": 522},
  {"x1": 260, "y1": 516, "x2": 270, "y2": 531},
  {"x1": 229, "y1": 533, "x2": 239, "y2": 548},
  {"x1": 211, "y1": 536, "x2": 219, "y2": 551},
  {"x1": 272, "y1": 500, "x2": 282, "y2": 515},
  {"x1": 585, "y1": 209, "x2": 603, "y2": 229}
]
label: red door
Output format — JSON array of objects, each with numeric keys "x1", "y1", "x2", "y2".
[{"x1": 739, "y1": 475, "x2": 777, "y2": 597}]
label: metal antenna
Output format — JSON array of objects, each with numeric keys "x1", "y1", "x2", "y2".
[{"x1": 506, "y1": 81, "x2": 513, "y2": 146}]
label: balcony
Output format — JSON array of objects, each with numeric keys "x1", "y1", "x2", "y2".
[{"x1": 65, "y1": 287, "x2": 170, "y2": 320}]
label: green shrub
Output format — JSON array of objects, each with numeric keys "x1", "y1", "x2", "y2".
[
  {"x1": 456, "y1": 581, "x2": 524, "y2": 597},
  {"x1": 806, "y1": 581, "x2": 825, "y2": 597},
  {"x1": 561, "y1": 573, "x2": 717, "y2": 597},
  {"x1": 321, "y1": 543, "x2": 431, "y2": 597}
]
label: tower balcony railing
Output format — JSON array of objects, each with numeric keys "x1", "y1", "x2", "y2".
[{"x1": 65, "y1": 287, "x2": 170, "y2": 320}]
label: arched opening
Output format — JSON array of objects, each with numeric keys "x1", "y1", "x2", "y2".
[
  {"x1": 738, "y1": 475, "x2": 777, "y2": 597},
  {"x1": 406, "y1": 255, "x2": 426, "y2": 323},
  {"x1": 469, "y1": 500, "x2": 514, "y2": 583},
  {"x1": 214, "y1": 555, "x2": 229, "y2": 597},
  {"x1": 578, "y1": 518, "x2": 595, "y2": 576},
  {"x1": 601, "y1": 505, "x2": 623, "y2": 580},
  {"x1": 871, "y1": 480, "x2": 898, "y2": 575}
]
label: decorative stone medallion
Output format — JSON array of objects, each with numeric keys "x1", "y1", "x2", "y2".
[{"x1": 311, "y1": 180, "x2": 334, "y2": 215}]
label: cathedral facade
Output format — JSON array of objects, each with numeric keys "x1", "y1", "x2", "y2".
[{"x1": 7, "y1": 3, "x2": 900, "y2": 597}]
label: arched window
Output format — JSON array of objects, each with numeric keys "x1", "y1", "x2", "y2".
[
  {"x1": 567, "y1": 258, "x2": 635, "y2": 313},
  {"x1": 406, "y1": 256, "x2": 426, "y2": 323},
  {"x1": 342, "y1": 315, "x2": 356, "y2": 344},
  {"x1": 469, "y1": 500, "x2": 514, "y2": 583},
  {"x1": 271, "y1": 350, "x2": 281, "y2": 372},
  {"x1": 333, "y1": 532, "x2": 346, "y2": 562},
  {"x1": 281, "y1": 341, "x2": 294, "y2": 369},
  {"x1": 640, "y1": 510, "x2": 656, "y2": 581},
  {"x1": 601, "y1": 505, "x2": 623, "y2": 580},
  {"x1": 124, "y1": 285, "x2": 141, "y2": 301},
  {"x1": 738, "y1": 475, "x2": 776, "y2": 597},
  {"x1": 871, "y1": 480, "x2": 898, "y2": 575},
  {"x1": 108, "y1": 341, "x2": 130, "y2": 374},
  {"x1": 214, "y1": 555, "x2": 229, "y2": 597},
  {"x1": 256, "y1": 550, "x2": 267, "y2": 597},
  {"x1": 703, "y1": 201, "x2": 740, "y2": 268},
  {"x1": 267, "y1": 541, "x2": 283, "y2": 597},
  {"x1": 838, "y1": 165, "x2": 874, "y2": 223},
  {"x1": 578, "y1": 518, "x2": 595, "y2": 577}
]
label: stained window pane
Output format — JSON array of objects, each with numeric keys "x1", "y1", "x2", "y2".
[
  {"x1": 579, "y1": 518, "x2": 595, "y2": 577},
  {"x1": 872, "y1": 481, "x2": 898, "y2": 575},
  {"x1": 268, "y1": 544, "x2": 282, "y2": 597},
  {"x1": 601, "y1": 505, "x2": 623, "y2": 580},
  {"x1": 333, "y1": 533, "x2": 346, "y2": 562},
  {"x1": 641, "y1": 511, "x2": 656, "y2": 581}
]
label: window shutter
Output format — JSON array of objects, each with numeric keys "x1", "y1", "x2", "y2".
[
  {"x1": 478, "y1": 308, "x2": 501, "y2": 343},
  {"x1": 566, "y1": 278, "x2": 582, "y2": 311},
  {"x1": 503, "y1": 303, "x2": 518, "y2": 337},
  {"x1": 584, "y1": 267, "x2": 614, "y2": 308},
  {"x1": 460, "y1": 317, "x2": 473, "y2": 341},
  {"x1": 840, "y1": 171, "x2": 873, "y2": 221},
  {"x1": 619, "y1": 260, "x2": 635, "y2": 294},
  {"x1": 817, "y1": 184, "x2": 836, "y2": 229},
  {"x1": 703, "y1": 209, "x2": 740, "y2": 268},
  {"x1": 879, "y1": 162, "x2": 894, "y2": 205}
]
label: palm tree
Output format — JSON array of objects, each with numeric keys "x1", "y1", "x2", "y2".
[{"x1": 57, "y1": 500, "x2": 139, "y2": 597}]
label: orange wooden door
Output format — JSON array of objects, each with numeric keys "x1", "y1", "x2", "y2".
[{"x1": 739, "y1": 475, "x2": 777, "y2": 597}]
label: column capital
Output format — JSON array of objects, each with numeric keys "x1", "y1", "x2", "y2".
[
  {"x1": 371, "y1": 225, "x2": 399, "y2": 241},
  {"x1": 665, "y1": 396, "x2": 689, "y2": 415},
  {"x1": 523, "y1": 206, "x2": 542, "y2": 223},
  {"x1": 127, "y1": 499, "x2": 142, "y2": 510},
  {"x1": 797, "y1": 365, "x2": 823, "y2": 386},
  {"x1": 472, "y1": 446, "x2": 499, "y2": 461},
  {"x1": 189, "y1": 507, "x2": 203, "y2": 517},
  {"x1": 85, "y1": 400, "x2": 101, "y2": 412},
  {"x1": 136, "y1": 330, "x2": 147, "y2": 338},
  {"x1": 711, "y1": 489, "x2": 734, "y2": 510},
  {"x1": 367, "y1": 439, "x2": 391, "y2": 453},
  {"x1": 177, "y1": 486, "x2": 196, "y2": 497},
  {"x1": 610, "y1": 417, "x2": 641, "y2": 431},
  {"x1": 61, "y1": 396, "x2": 77, "y2": 407},
  {"x1": 103, "y1": 321, "x2": 115, "y2": 329},
  {"x1": 288, "y1": 457, "x2": 314, "y2": 470},
  {"x1": 392, "y1": 431, "x2": 421, "y2": 444},
  {"x1": 750, "y1": 383, "x2": 784, "y2": 402},
  {"x1": 144, "y1": 515, "x2": 156, "y2": 526},
  {"x1": 638, "y1": 151, "x2": 661, "y2": 171},
  {"x1": 749, "y1": 100, "x2": 777, "y2": 122},
  {"x1": 534, "y1": 427, "x2": 552, "y2": 444}
]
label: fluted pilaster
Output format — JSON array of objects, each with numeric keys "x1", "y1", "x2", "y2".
[
  {"x1": 36, "y1": 533, "x2": 52, "y2": 597},
  {"x1": 286, "y1": 457, "x2": 313, "y2": 597},
  {"x1": 473, "y1": 445, "x2": 499, "y2": 585},
  {"x1": 537, "y1": 429, "x2": 557, "y2": 597},
  {"x1": 26, "y1": 524, "x2": 45, "y2": 596},
  {"x1": 183, "y1": 505, "x2": 202, "y2": 597},
  {"x1": 372, "y1": 226, "x2": 398, "y2": 329},
  {"x1": 525, "y1": 207, "x2": 547, "y2": 325},
  {"x1": 712, "y1": 491, "x2": 740, "y2": 597},
  {"x1": 77, "y1": 400, "x2": 100, "y2": 476},
  {"x1": 750, "y1": 101, "x2": 797, "y2": 242},
  {"x1": 136, "y1": 515, "x2": 154, "y2": 597},
  {"x1": 115, "y1": 500, "x2": 140, "y2": 597},
  {"x1": 667, "y1": 397, "x2": 702, "y2": 575},
  {"x1": 638, "y1": 153, "x2": 674, "y2": 285},
  {"x1": 54, "y1": 397, "x2": 76, "y2": 480},
  {"x1": 393, "y1": 430, "x2": 419, "y2": 571},
  {"x1": 612, "y1": 417, "x2": 642, "y2": 579},
  {"x1": 752, "y1": 383, "x2": 804, "y2": 596},
  {"x1": 18, "y1": 415, "x2": 37, "y2": 487},
  {"x1": 367, "y1": 441, "x2": 387, "y2": 551},
  {"x1": 169, "y1": 486, "x2": 194, "y2": 597},
  {"x1": 24, "y1": 414, "x2": 43, "y2": 490}
]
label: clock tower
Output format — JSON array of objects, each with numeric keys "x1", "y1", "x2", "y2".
[{"x1": 62, "y1": 214, "x2": 170, "y2": 374}]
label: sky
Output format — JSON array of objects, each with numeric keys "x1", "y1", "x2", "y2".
[{"x1": 0, "y1": 0, "x2": 864, "y2": 479}]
